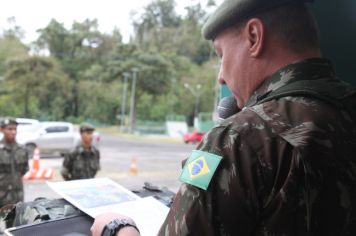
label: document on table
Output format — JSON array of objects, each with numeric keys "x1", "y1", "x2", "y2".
[{"x1": 47, "y1": 178, "x2": 169, "y2": 236}]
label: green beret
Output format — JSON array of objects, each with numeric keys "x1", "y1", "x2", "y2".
[
  {"x1": 1, "y1": 117, "x2": 18, "y2": 127},
  {"x1": 202, "y1": 0, "x2": 314, "y2": 40},
  {"x1": 80, "y1": 122, "x2": 95, "y2": 132}
]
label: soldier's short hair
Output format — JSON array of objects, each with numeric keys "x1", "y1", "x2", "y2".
[{"x1": 257, "y1": 4, "x2": 319, "y2": 52}]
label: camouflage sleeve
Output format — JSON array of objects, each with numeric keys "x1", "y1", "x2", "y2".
[
  {"x1": 16, "y1": 146, "x2": 29, "y2": 175},
  {"x1": 22, "y1": 148, "x2": 29, "y2": 175},
  {"x1": 158, "y1": 183, "x2": 215, "y2": 236},
  {"x1": 159, "y1": 109, "x2": 279, "y2": 235},
  {"x1": 61, "y1": 152, "x2": 73, "y2": 180},
  {"x1": 96, "y1": 149, "x2": 101, "y2": 171}
]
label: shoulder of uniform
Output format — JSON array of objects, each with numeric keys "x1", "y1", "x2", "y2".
[
  {"x1": 68, "y1": 146, "x2": 81, "y2": 155},
  {"x1": 179, "y1": 149, "x2": 223, "y2": 190},
  {"x1": 75, "y1": 145, "x2": 83, "y2": 151},
  {"x1": 214, "y1": 106, "x2": 271, "y2": 134},
  {"x1": 10, "y1": 142, "x2": 26, "y2": 151},
  {"x1": 17, "y1": 143, "x2": 27, "y2": 149}
]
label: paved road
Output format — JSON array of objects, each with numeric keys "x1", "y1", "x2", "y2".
[{"x1": 24, "y1": 132, "x2": 197, "y2": 202}]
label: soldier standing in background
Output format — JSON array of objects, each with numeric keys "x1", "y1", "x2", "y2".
[
  {"x1": 0, "y1": 117, "x2": 29, "y2": 207},
  {"x1": 61, "y1": 123, "x2": 100, "y2": 181},
  {"x1": 92, "y1": 0, "x2": 356, "y2": 235}
]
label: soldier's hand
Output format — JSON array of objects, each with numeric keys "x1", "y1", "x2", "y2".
[
  {"x1": 0, "y1": 204, "x2": 15, "y2": 219},
  {"x1": 91, "y1": 212, "x2": 140, "y2": 236}
]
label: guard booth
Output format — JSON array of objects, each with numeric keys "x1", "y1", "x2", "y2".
[{"x1": 311, "y1": 0, "x2": 356, "y2": 86}]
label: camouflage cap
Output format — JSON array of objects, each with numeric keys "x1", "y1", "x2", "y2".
[
  {"x1": 0, "y1": 117, "x2": 18, "y2": 127},
  {"x1": 202, "y1": 0, "x2": 314, "y2": 40},
  {"x1": 79, "y1": 122, "x2": 95, "y2": 133}
]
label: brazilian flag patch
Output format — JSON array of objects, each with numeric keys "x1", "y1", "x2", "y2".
[{"x1": 179, "y1": 150, "x2": 222, "y2": 190}]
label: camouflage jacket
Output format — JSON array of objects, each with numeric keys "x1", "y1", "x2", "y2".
[
  {"x1": 159, "y1": 58, "x2": 356, "y2": 236},
  {"x1": 0, "y1": 140, "x2": 29, "y2": 207},
  {"x1": 61, "y1": 145, "x2": 100, "y2": 180}
]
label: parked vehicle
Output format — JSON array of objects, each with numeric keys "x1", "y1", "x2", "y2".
[
  {"x1": 15, "y1": 118, "x2": 40, "y2": 126},
  {"x1": 16, "y1": 121, "x2": 100, "y2": 156},
  {"x1": 183, "y1": 131, "x2": 205, "y2": 144}
]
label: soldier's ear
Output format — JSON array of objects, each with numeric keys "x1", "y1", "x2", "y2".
[{"x1": 244, "y1": 18, "x2": 264, "y2": 58}]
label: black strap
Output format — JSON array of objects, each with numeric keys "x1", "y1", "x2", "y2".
[{"x1": 256, "y1": 78, "x2": 356, "y2": 120}]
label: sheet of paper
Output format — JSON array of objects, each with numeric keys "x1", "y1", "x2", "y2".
[{"x1": 47, "y1": 178, "x2": 170, "y2": 236}]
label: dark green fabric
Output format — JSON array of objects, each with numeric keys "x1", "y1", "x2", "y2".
[
  {"x1": 0, "y1": 141, "x2": 29, "y2": 207},
  {"x1": 61, "y1": 145, "x2": 100, "y2": 180}
]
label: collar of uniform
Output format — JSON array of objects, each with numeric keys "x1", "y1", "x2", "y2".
[
  {"x1": 0, "y1": 139, "x2": 18, "y2": 150},
  {"x1": 78, "y1": 145, "x2": 95, "y2": 154},
  {"x1": 245, "y1": 58, "x2": 336, "y2": 107}
]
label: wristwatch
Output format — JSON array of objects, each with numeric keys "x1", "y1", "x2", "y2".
[{"x1": 101, "y1": 219, "x2": 140, "y2": 236}]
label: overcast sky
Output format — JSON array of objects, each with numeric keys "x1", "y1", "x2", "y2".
[{"x1": 0, "y1": 0, "x2": 221, "y2": 44}]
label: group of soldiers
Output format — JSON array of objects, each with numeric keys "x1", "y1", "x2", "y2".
[{"x1": 0, "y1": 118, "x2": 100, "y2": 210}]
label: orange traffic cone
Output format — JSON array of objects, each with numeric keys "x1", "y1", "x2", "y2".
[
  {"x1": 129, "y1": 158, "x2": 138, "y2": 176},
  {"x1": 32, "y1": 147, "x2": 40, "y2": 171},
  {"x1": 23, "y1": 147, "x2": 40, "y2": 180},
  {"x1": 23, "y1": 147, "x2": 54, "y2": 180}
]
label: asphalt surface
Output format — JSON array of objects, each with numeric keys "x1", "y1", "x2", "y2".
[{"x1": 24, "y1": 131, "x2": 197, "y2": 202}]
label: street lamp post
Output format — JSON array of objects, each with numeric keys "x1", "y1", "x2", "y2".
[
  {"x1": 184, "y1": 83, "x2": 202, "y2": 119},
  {"x1": 120, "y1": 72, "x2": 130, "y2": 132},
  {"x1": 129, "y1": 68, "x2": 139, "y2": 134},
  {"x1": 213, "y1": 63, "x2": 221, "y2": 112},
  {"x1": 169, "y1": 77, "x2": 177, "y2": 117}
]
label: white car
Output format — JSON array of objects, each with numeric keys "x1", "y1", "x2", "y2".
[
  {"x1": 16, "y1": 121, "x2": 100, "y2": 156},
  {"x1": 16, "y1": 118, "x2": 40, "y2": 126}
]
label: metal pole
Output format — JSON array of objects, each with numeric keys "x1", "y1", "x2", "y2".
[
  {"x1": 129, "y1": 68, "x2": 139, "y2": 134},
  {"x1": 195, "y1": 84, "x2": 201, "y2": 119},
  {"x1": 213, "y1": 63, "x2": 220, "y2": 113},
  {"x1": 170, "y1": 77, "x2": 176, "y2": 117},
  {"x1": 120, "y1": 73, "x2": 129, "y2": 131},
  {"x1": 195, "y1": 95, "x2": 199, "y2": 119},
  {"x1": 184, "y1": 83, "x2": 201, "y2": 119}
]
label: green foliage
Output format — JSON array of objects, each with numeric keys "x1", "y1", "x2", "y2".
[
  {"x1": 137, "y1": 93, "x2": 170, "y2": 121},
  {"x1": 0, "y1": 1, "x2": 220, "y2": 126},
  {"x1": 78, "y1": 80, "x2": 121, "y2": 124},
  {"x1": 132, "y1": 0, "x2": 212, "y2": 64},
  {"x1": 0, "y1": 34, "x2": 28, "y2": 75},
  {"x1": 3, "y1": 56, "x2": 71, "y2": 118}
]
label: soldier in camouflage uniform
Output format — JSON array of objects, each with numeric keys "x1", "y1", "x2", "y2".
[
  {"x1": 91, "y1": 0, "x2": 356, "y2": 235},
  {"x1": 0, "y1": 118, "x2": 29, "y2": 207},
  {"x1": 61, "y1": 123, "x2": 100, "y2": 180}
]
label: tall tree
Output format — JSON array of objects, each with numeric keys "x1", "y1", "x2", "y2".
[
  {"x1": 132, "y1": 0, "x2": 212, "y2": 64},
  {"x1": 0, "y1": 17, "x2": 28, "y2": 76},
  {"x1": 36, "y1": 19, "x2": 116, "y2": 116},
  {"x1": 132, "y1": 0, "x2": 181, "y2": 51},
  {"x1": 4, "y1": 56, "x2": 71, "y2": 118}
]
